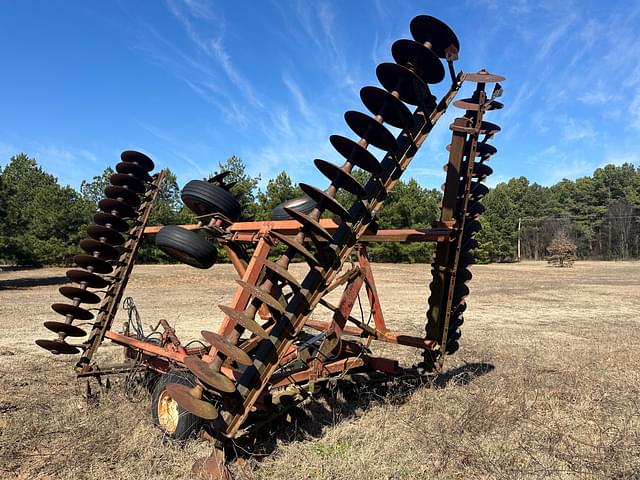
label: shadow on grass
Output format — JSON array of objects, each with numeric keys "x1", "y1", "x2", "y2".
[
  {"x1": 0, "y1": 276, "x2": 68, "y2": 290},
  {"x1": 228, "y1": 361, "x2": 495, "y2": 460}
]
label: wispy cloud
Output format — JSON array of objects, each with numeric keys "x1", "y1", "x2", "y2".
[
  {"x1": 165, "y1": 0, "x2": 263, "y2": 109},
  {"x1": 272, "y1": 1, "x2": 360, "y2": 95},
  {"x1": 629, "y1": 91, "x2": 640, "y2": 131},
  {"x1": 30, "y1": 144, "x2": 100, "y2": 186},
  {"x1": 173, "y1": 151, "x2": 209, "y2": 177},
  {"x1": 282, "y1": 72, "x2": 314, "y2": 123},
  {"x1": 536, "y1": 15, "x2": 574, "y2": 62},
  {"x1": 560, "y1": 115, "x2": 597, "y2": 142},
  {"x1": 578, "y1": 90, "x2": 618, "y2": 106},
  {"x1": 119, "y1": 0, "x2": 639, "y2": 192}
]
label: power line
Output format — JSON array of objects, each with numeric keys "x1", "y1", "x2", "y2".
[{"x1": 519, "y1": 214, "x2": 640, "y2": 221}]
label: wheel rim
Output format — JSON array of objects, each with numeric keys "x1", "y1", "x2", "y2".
[{"x1": 157, "y1": 389, "x2": 180, "y2": 434}]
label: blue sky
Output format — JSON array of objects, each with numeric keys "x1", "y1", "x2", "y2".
[{"x1": 1, "y1": 0, "x2": 639, "y2": 191}]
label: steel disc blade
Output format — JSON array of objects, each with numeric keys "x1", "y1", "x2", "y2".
[
  {"x1": 446, "y1": 142, "x2": 497, "y2": 159},
  {"x1": 454, "y1": 98, "x2": 504, "y2": 112},
  {"x1": 116, "y1": 162, "x2": 152, "y2": 182},
  {"x1": 269, "y1": 231, "x2": 320, "y2": 267},
  {"x1": 314, "y1": 159, "x2": 366, "y2": 197},
  {"x1": 219, "y1": 305, "x2": 269, "y2": 339},
  {"x1": 464, "y1": 219, "x2": 482, "y2": 236},
  {"x1": 329, "y1": 135, "x2": 381, "y2": 174},
  {"x1": 44, "y1": 321, "x2": 87, "y2": 337},
  {"x1": 466, "y1": 202, "x2": 486, "y2": 218},
  {"x1": 79, "y1": 239, "x2": 120, "y2": 260},
  {"x1": 473, "y1": 163, "x2": 493, "y2": 180},
  {"x1": 120, "y1": 150, "x2": 155, "y2": 171},
  {"x1": 93, "y1": 212, "x2": 130, "y2": 232},
  {"x1": 282, "y1": 207, "x2": 334, "y2": 242},
  {"x1": 360, "y1": 86, "x2": 414, "y2": 130},
  {"x1": 476, "y1": 143, "x2": 497, "y2": 158},
  {"x1": 235, "y1": 279, "x2": 286, "y2": 315},
  {"x1": 453, "y1": 284, "x2": 470, "y2": 300},
  {"x1": 51, "y1": 303, "x2": 95, "y2": 320},
  {"x1": 72, "y1": 254, "x2": 113, "y2": 274},
  {"x1": 344, "y1": 111, "x2": 398, "y2": 152},
  {"x1": 192, "y1": 456, "x2": 230, "y2": 480},
  {"x1": 298, "y1": 183, "x2": 351, "y2": 222},
  {"x1": 104, "y1": 185, "x2": 141, "y2": 208},
  {"x1": 456, "y1": 268, "x2": 472, "y2": 283},
  {"x1": 391, "y1": 39, "x2": 445, "y2": 84},
  {"x1": 459, "y1": 251, "x2": 475, "y2": 268},
  {"x1": 409, "y1": 15, "x2": 460, "y2": 59},
  {"x1": 87, "y1": 224, "x2": 126, "y2": 245},
  {"x1": 463, "y1": 71, "x2": 505, "y2": 83},
  {"x1": 59, "y1": 286, "x2": 101, "y2": 304},
  {"x1": 66, "y1": 268, "x2": 112, "y2": 288},
  {"x1": 183, "y1": 357, "x2": 236, "y2": 393},
  {"x1": 165, "y1": 383, "x2": 219, "y2": 420},
  {"x1": 376, "y1": 63, "x2": 432, "y2": 106},
  {"x1": 255, "y1": 257, "x2": 302, "y2": 290},
  {"x1": 479, "y1": 121, "x2": 501, "y2": 136},
  {"x1": 109, "y1": 173, "x2": 145, "y2": 194},
  {"x1": 462, "y1": 238, "x2": 479, "y2": 252},
  {"x1": 201, "y1": 330, "x2": 253, "y2": 366},
  {"x1": 470, "y1": 182, "x2": 490, "y2": 200},
  {"x1": 36, "y1": 339, "x2": 79, "y2": 355},
  {"x1": 98, "y1": 198, "x2": 136, "y2": 219}
]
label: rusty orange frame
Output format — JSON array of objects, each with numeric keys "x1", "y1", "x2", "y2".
[{"x1": 103, "y1": 220, "x2": 448, "y2": 392}]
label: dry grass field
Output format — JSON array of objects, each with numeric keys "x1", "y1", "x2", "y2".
[{"x1": 1, "y1": 261, "x2": 639, "y2": 479}]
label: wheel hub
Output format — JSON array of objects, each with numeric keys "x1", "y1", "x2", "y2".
[{"x1": 157, "y1": 389, "x2": 180, "y2": 434}]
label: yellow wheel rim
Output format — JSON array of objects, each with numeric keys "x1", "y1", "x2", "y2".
[{"x1": 157, "y1": 389, "x2": 180, "y2": 434}]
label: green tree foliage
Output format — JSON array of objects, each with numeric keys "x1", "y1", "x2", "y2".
[
  {"x1": 216, "y1": 155, "x2": 260, "y2": 221},
  {"x1": 79, "y1": 165, "x2": 194, "y2": 263},
  {"x1": 140, "y1": 169, "x2": 196, "y2": 263},
  {"x1": 1, "y1": 151, "x2": 639, "y2": 266},
  {"x1": 367, "y1": 179, "x2": 441, "y2": 263},
  {"x1": 0, "y1": 168, "x2": 15, "y2": 260},
  {"x1": 0, "y1": 154, "x2": 92, "y2": 265},
  {"x1": 80, "y1": 166, "x2": 115, "y2": 205},
  {"x1": 475, "y1": 181, "x2": 518, "y2": 262},
  {"x1": 476, "y1": 163, "x2": 640, "y2": 262},
  {"x1": 255, "y1": 171, "x2": 301, "y2": 220}
]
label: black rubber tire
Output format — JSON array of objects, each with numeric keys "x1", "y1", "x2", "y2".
[
  {"x1": 181, "y1": 180, "x2": 242, "y2": 221},
  {"x1": 155, "y1": 225, "x2": 217, "y2": 269},
  {"x1": 144, "y1": 368, "x2": 161, "y2": 394},
  {"x1": 151, "y1": 371, "x2": 203, "y2": 441},
  {"x1": 271, "y1": 195, "x2": 317, "y2": 220}
]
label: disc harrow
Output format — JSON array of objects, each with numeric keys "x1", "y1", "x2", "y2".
[
  {"x1": 36, "y1": 150, "x2": 165, "y2": 364},
  {"x1": 36, "y1": 14, "x2": 506, "y2": 479},
  {"x1": 425, "y1": 72, "x2": 504, "y2": 366}
]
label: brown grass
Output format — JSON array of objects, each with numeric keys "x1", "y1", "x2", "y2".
[{"x1": 1, "y1": 261, "x2": 639, "y2": 479}]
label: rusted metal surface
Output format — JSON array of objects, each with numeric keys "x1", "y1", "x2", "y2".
[
  {"x1": 36, "y1": 152, "x2": 164, "y2": 363},
  {"x1": 144, "y1": 222, "x2": 455, "y2": 243},
  {"x1": 77, "y1": 170, "x2": 166, "y2": 372},
  {"x1": 215, "y1": 236, "x2": 273, "y2": 340},
  {"x1": 37, "y1": 14, "x2": 506, "y2": 479}
]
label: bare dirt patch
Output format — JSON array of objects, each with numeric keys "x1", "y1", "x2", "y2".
[{"x1": 1, "y1": 261, "x2": 639, "y2": 479}]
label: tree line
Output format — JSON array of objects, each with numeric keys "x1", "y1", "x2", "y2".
[
  {"x1": 1, "y1": 152, "x2": 639, "y2": 266},
  {"x1": 477, "y1": 164, "x2": 640, "y2": 262}
]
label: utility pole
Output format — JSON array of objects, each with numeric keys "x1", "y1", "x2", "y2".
[{"x1": 517, "y1": 217, "x2": 521, "y2": 262}]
